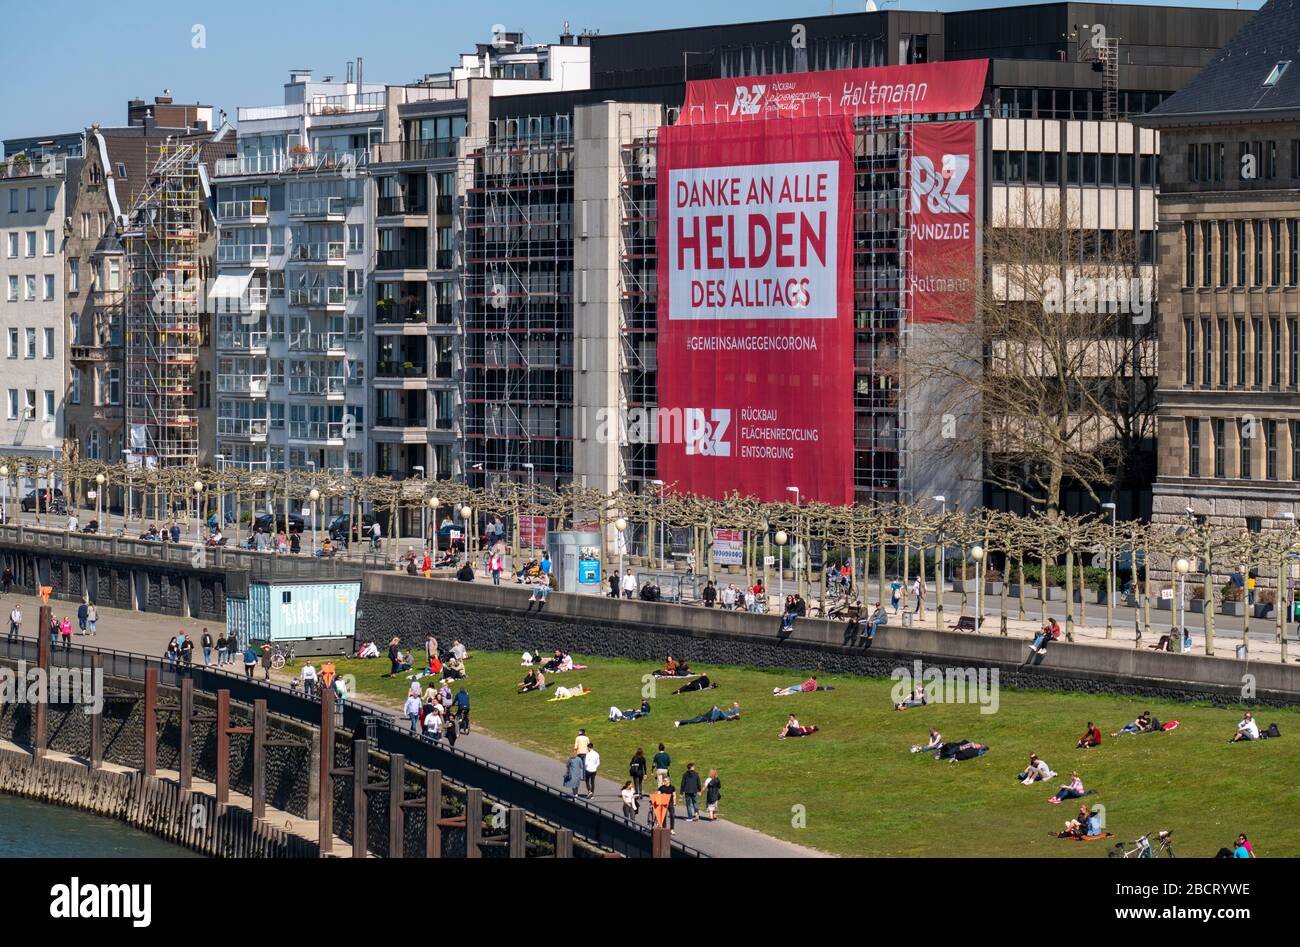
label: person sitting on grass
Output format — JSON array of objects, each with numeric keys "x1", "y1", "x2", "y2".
[
  {"x1": 773, "y1": 675, "x2": 833, "y2": 696},
  {"x1": 542, "y1": 650, "x2": 572, "y2": 673},
  {"x1": 1215, "y1": 833, "x2": 1256, "y2": 858},
  {"x1": 1061, "y1": 804, "x2": 1103, "y2": 838},
  {"x1": 1230, "y1": 711, "x2": 1260, "y2": 743},
  {"x1": 442, "y1": 655, "x2": 467, "y2": 681},
  {"x1": 778, "y1": 713, "x2": 819, "y2": 739},
  {"x1": 673, "y1": 675, "x2": 716, "y2": 694},
  {"x1": 1017, "y1": 753, "x2": 1055, "y2": 784},
  {"x1": 518, "y1": 668, "x2": 546, "y2": 693},
  {"x1": 910, "y1": 727, "x2": 942, "y2": 754},
  {"x1": 1029, "y1": 617, "x2": 1060, "y2": 654},
  {"x1": 894, "y1": 685, "x2": 927, "y2": 710},
  {"x1": 1049, "y1": 771, "x2": 1093, "y2": 804},
  {"x1": 675, "y1": 702, "x2": 740, "y2": 727},
  {"x1": 1113, "y1": 710, "x2": 1153, "y2": 737},
  {"x1": 653, "y1": 655, "x2": 692, "y2": 678},
  {"x1": 1076, "y1": 721, "x2": 1103, "y2": 749}
]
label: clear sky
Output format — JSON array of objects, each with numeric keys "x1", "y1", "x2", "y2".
[{"x1": 0, "y1": 0, "x2": 1261, "y2": 143}]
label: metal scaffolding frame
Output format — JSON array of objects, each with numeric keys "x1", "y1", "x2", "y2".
[{"x1": 125, "y1": 139, "x2": 204, "y2": 467}]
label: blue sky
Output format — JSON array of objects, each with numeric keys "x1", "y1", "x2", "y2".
[{"x1": 1, "y1": 0, "x2": 1261, "y2": 143}]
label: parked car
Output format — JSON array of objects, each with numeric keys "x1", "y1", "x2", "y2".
[
  {"x1": 252, "y1": 511, "x2": 305, "y2": 534},
  {"x1": 20, "y1": 488, "x2": 66, "y2": 514},
  {"x1": 326, "y1": 512, "x2": 380, "y2": 545}
]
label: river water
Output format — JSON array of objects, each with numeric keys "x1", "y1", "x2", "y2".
[{"x1": 0, "y1": 794, "x2": 198, "y2": 857}]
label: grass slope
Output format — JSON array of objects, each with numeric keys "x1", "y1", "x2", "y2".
[{"x1": 324, "y1": 651, "x2": 1300, "y2": 857}]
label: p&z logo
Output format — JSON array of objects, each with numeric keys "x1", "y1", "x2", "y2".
[
  {"x1": 730, "y1": 84, "x2": 767, "y2": 116},
  {"x1": 684, "y1": 408, "x2": 732, "y2": 457},
  {"x1": 910, "y1": 153, "x2": 970, "y2": 214}
]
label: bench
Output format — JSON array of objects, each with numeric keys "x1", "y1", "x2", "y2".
[{"x1": 949, "y1": 615, "x2": 985, "y2": 632}]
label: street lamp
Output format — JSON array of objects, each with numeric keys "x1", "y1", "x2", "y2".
[
  {"x1": 94, "y1": 473, "x2": 106, "y2": 531},
  {"x1": 430, "y1": 495, "x2": 440, "y2": 551},
  {"x1": 1174, "y1": 557, "x2": 1190, "y2": 647},
  {"x1": 615, "y1": 516, "x2": 628, "y2": 582},
  {"x1": 774, "y1": 529, "x2": 789, "y2": 600},
  {"x1": 309, "y1": 487, "x2": 321, "y2": 554},
  {"x1": 460, "y1": 504, "x2": 473, "y2": 565},
  {"x1": 650, "y1": 478, "x2": 665, "y2": 569},
  {"x1": 1102, "y1": 501, "x2": 1117, "y2": 639},
  {"x1": 1, "y1": 463, "x2": 9, "y2": 524},
  {"x1": 192, "y1": 480, "x2": 204, "y2": 541},
  {"x1": 971, "y1": 545, "x2": 985, "y2": 629},
  {"x1": 932, "y1": 495, "x2": 946, "y2": 623}
]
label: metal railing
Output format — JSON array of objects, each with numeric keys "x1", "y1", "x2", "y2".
[
  {"x1": 216, "y1": 416, "x2": 269, "y2": 439},
  {"x1": 291, "y1": 242, "x2": 346, "y2": 264},
  {"x1": 1, "y1": 153, "x2": 67, "y2": 179},
  {"x1": 217, "y1": 331, "x2": 269, "y2": 352},
  {"x1": 309, "y1": 91, "x2": 386, "y2": 115},
  {"x1": 218, "y1": 373, "x2": 269, "y2": 395},
  {"x1": 288, "y1": 420, "x2": 346, "y2": 442},
  {"x1": 374, "y1": 302, "x2": 427, "y2": 325},
  {"x1": 216, "y1": 153, "x2": 286, "y2": 177},
  {"x1": 288, "y1": 196, "x2": 346, "y2": 218},
  {"x1": 217, "y1": 244, "x2": 269, "y2": 265},
  {"x1": 288, "y1": 375, "x2": 345, "y2": 396},
  {"x1": 376, "y1": 249, "x2": 426, "y2": 270},
  {"x1": 288, "y1": 286, "x2": 345, "y2": 309},
  {"x1": 216, "y1": 199, "x2": 269, "y2": 221}
]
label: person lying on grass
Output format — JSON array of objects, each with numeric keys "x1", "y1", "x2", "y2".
[
  {"x1": 1076, "y1": 721, "x2": 1102, "y2": 749},
  {"x1": 675, "y1": 702, "x2": 740, "y2": 727},
  {"x1": 1049, "y1": 771, "x2": 1096, "y2": 804},
  {"x1": 1017, "y1": 753, "x2": 1056, "y2": 784},
  {"x1": 778, "y1": 713, "x2": 819, "y2": 739},
  {"x1": 673, "y1": 675, "x2": 716, "y2": 694},
  {"x1": 549, "y1": 684, "x2": 592, "y2": 700},
  {"x1": 933, "y1": 740, "x2": 988, "y2": 761},
  {"x1": 1113, "y1": 710, "x2": 1154, "y2": 736},
  {"x1": 609, "y1": 699, "x2": 652, "y2": 721},
  {"x1": 910, "y1": 727, "x2": 942, "y2": 753},
  {"x1": 894, "y1": 685, "x2": 927, "y2": 710},
  {"x1": 518, "y1": 668, "x2": 546, "y2": 693},
  {"x1": 772, "y1": 675, "x2": 834, "y2": 696}
]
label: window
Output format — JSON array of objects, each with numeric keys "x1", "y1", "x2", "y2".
[
  {"x1": 347, "y1": 269, "x2": 363, "y2": 296},
  {"x1": 5, "y1": 390, "x2": 15, "y2": 420},
  {"x1": 1293, "y1": 420, "x2": 1300, "y2": 480},
  {"x1": 80, "y1": 214, "x2": 91, "y2": 239},
  {"x1": 68, "y1": 259, "x2": 79, "y2": 293},
  {"x1": 1219, "y1": 319, "x2": 1230, "y2": 387},
  {"x1": 1236, "y1": 320, "x2": 1248, "y2": 385},
  {"x1": 1264, "y1": 61, "x2": 1291, "y2": 87},
  {"x1": 1184, "y1": 222, "x2": 1195, "y2": 287},
  {"x1": 1291, "y1": 319, "x2": 1298, "y2": 388},
  {"x1": 43, "y1": 230, "x2": 54, "y2": 256},
  {"x1": 44, "y1": 186, "x2": 55, "y2": 211},
  {"x1": 106, "y1": 258, "x2": 121, "y2": 291},
  {"x1": 25, "y1": 231, "x2": 36, "y2": 257},
  {"x1": 1202, "y1": 319, "x2": 1213, "y2": 386},
  {"x1": 1266, "y1": 419, "x2": 1279, "y2": 480},
  {"x1": 106, "y1": 368, "x2": 121, "y2": 405},
  {"x1": 7, "y1": 189, "x2": 16, "y2": 213},
  {"x1": 25, "y1": 328, "x2": 35, "y2": 359},
  {"x1": 43, "y1": 274, "x2": 53, "y2": 300},
  {"x1": 1240, "y1": 418, "x2": 1253, "y2": 479},
  {"x1": 6, "y1": 329, "x2": 15, "y2": 358},
  {"x1": 1290, "y1": 220, "x2": 1299, "y2": 286},
  {"x1": 348, "y1": 224, "x2": 364, "y2": 252},
  {"x1": 70, "y1": 367, "x2": 80, "y2": 405},
  {"x1": 1184, "y1": 319, "x2": 1196, "y2": 386},
  {"x1": 6, "y1": 276, "x2": 15, "y2": 301},
  {"x1": 1236, "y1": 220, "x2": 1247, "y2": 285},
  {"x1": 26, "y1": 188, "x2": 36, "y2": 212},
  {"x1": 85, "y1": 429, "x2": 100, "y2": 461},
  {"x1": 24, "y1": 275, "x2": 34, "y2": 300},
  {"x1": 43, "y1": 327, "x2": 54, "y2": 358},
  {"x1": 5, "y1": 233, "x2": 15, "y2": 258},
  {"x1": 1246, "y1": 516, "x2": 1263, "y2": 533},
  {"x1": 1201, "y1": 220, "x2": 1212, "y2": 287},
  {"x1": 1187, "y1": 418, "x2": 1200, "y2": 477},
  {"x1": 1213, "y1": 418, "x2": 1226, "y2": 478},
  {"x1": 1271, "y1": 219, "x2": 1283, "y2": 286},
  {"x1": 1255, "y1": 319, "x2": 1265, "y2": 387},
  {"x1": 1273, "y1": 320, "x2": 1282, "y2": 386},
  {"x1": 1254, "y1": 220, "x2": 1265, "y2": 286},
  {"x1": 1218, "y1": 220, "x2": 1230, "y2": 287},
  {"x1": 43, "y1": 390, "x2": 54, "y2": 421},
  {"x1": 23, "y1": 390, "x2": 34, "y2": 420}
]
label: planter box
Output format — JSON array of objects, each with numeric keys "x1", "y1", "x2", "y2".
[
  {"x1": 1219, "y1": 601, "x2": 1245, "y2": 617},
  {"x1": 1156, "y1": 598, "x2": 1172, "y2": 611},
  {"x1": 1045, "y1": 587, "x2": 1066, "y2": 601},
  {"x1": 985, "y1": 581, "x2": 1004, "y2": 596},
  {"x1": 1190, "y1": 599, "x2": 1207, "y2": 614},
  {"x1": 1123, "y1": 594, "x2": 1139, "y2": 608},
  {"x1": 1007, "y1": 584, "x2": 1039, "y2": 601}
]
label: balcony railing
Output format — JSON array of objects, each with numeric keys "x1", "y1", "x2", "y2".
[
  {"x1": 288, "y1": 286, "x2": 345, "y2": 308},
  {"x1": 377, "y1": 195, "x2": 429, "y2": 216},
  {"x1": 1, "y1": 153, "x2": 66, "y2": 179},
  {"x1": 288, "y1": 196, "x2": 346, "y2": 218},
  {"x1": 218, "y1": 374, "x2": 269, "y2": 396},
  {"x1": 375, "y1": 416, "x2": 429, "y2": 429},
  {"x1": 216, "y1": 198, "x2": 269, "y2": 221},
  {"x1": 375, "y1": 361, "x2": 428, "y2": 378},
  {"x1": 248, "y1": 285, "x2": 269, "y2": 309},
  {"x1": 288, "y1": 375, "x2": 346, "y2": 397},
  {"x1": 309, "y1": 91, "x2": 386, "y2": 116},
  {"x1": 284, "y1": 148, "x2": 369, "y2": 175},
  {"x1": 377, "y1": 248, "x2": 426, "y2": 270},
  {"x1": 217, "y1": 331, "x2": 269, "y2": 353},
  {"x1": 290, "y1": 242, "x2": 346, "y2": 264},
  {"x1": 370, "y1": 139, "x2": 457, "y2": 164},
  {"x1": 217, "y1": 244, "x2": 269, "y2": 265},
  {"x1": 374, "y1": 302, "x2": 428, "y2": 325},
  {"x1": 288, "y1": 420, "x2": 347, "y2": 442},
  {"x1": 215, "y1": 154, "x2": 286, "y2": 177},
  {"x1": 217, "y1": 417, "x2": 270, "y2": 439},
  {"x1": 288, "y1": 331, "x2": 346, "y2": 354}
]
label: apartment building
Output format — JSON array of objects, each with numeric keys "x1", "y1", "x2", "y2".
[
  {"x1": 0, "y1": 138, "x2": 81, "y2": 467},
  {"x1": 459, "y1": 3, "x2": 1247, "y2": 515},
  {"x1": 1139, "y1": 0, "x2": 1300, "y2": 533}
]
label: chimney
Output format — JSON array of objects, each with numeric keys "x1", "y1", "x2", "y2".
[
  {"x1": 346, "y1": 61, "x2": 354, "y2": 85},
  {"x1": 154, "y1": 94, "x2": 173, "y2": 106},
  {"x1": 356, "y1": 56, "x2": 364, "y2": 91}
]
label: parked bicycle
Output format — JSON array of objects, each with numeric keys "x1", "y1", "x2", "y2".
[
  {"x1": 269, "y1": 641, "x2": 297, "y2": 670},
  {"x1": 1109, "y1": 830, "x2": 1175, "y2": 858}
]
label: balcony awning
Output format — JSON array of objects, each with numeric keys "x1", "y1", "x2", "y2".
[{"x1": 209, "y1": 272, "x2": 253, "y2": 299}]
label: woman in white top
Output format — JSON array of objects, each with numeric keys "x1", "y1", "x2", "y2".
[{"x1": 620, "y1": 781, "x2": 638, "y2": 818}]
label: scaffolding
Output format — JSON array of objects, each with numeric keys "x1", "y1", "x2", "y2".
[
  {"x1": 460, "y1": 118, "x2": 575, "y2": 488},
  {"x1": 125, "y1": 138, "x2": 204, "y2": 466},
  {"x1": 618, "y1": 128, "x2": 661, "y2": 487}
]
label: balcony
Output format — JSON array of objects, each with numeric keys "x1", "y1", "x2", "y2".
[
  {"x1": 309, "y1": 91, "x2": 386, "y2": 116},
  {"x1": 377, "y1": 248, "x2": 426, "y2": 271},
  {"x1": 284, "y1": 148, "x2": 369, "y2": 176},
  {"x1": 288, "y1": 420, "x2": 347, "y2": 444},
  {"x1": 288, "y1": 331, "x2": 347, "y2": 356},
  {"x1": 218, "y1": 374, "x2": 269, "y2": 398},
  {"x1": 288, "y1": 196, "x2": 346, "y2": 221},
  {"x1": 217, "y1": 244, "x2": 269, "y2": 266},
  {"x1": 217, "y1": 331, "x2": 269, "y2": 354},
  {"x1": 289, "y1": 375, "x2": 346, "y2": 399},
  {"x1": 70, "y1": 344, "x2": 109, "y2": 363},
  {"x1": 2, "y1": 153, "x2": 66, "y2": 179},
  {"x1": 375, "y1": 361, "x2": 428, "y2": 381},
  {"x1": 374, "y1": 301, "x2": 428, "y2": 326},
  {"x1": 215, "y1": 154, "x2": 285, "y2": 177},
  {"x1": 217, "y1": 417, "x2": 269, "y2": 441},
  {"x1": 374, "y1": 415, "x2": 429, "y2": 429},
  {"x1": 377, "y1": 194, "x2": 429, "y2": 217},
  {"x1": 288, "y1": 286, "x2": 346, "y2": 310},
  {"x1": 290, "y1": 242, "x2": 346, "y2": 265},
  {"x1": 247, "y1": 285, "x2": 268, "y2": 311},
  {"x1": 371, "y1": 139, "x2": 457, "y2": 164},
  {"x1": 216, "y1": 198, "x2": 269, "y2": 224}
]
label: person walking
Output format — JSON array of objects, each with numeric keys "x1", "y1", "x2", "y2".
[
  {"x1": 680, "y1": 762, "x2": 702, "y2": 822},
  {"x1": 704, "y1": 769, "x2": 722, "y2": 820},
  {"x1": 216, "y1": 631, "x2": 228, "y2": 666},
  {"x1": 1, "y1": 567, "x2": 12, "y2": 594},
  {"x1": 243, "y1": 644, "x2": 257, "y2": 680},
  {"x1": 77, "y1": 600, "x2": 88, "y2": 635},
  {"x1": 86, "y1": 602, "x2": 97, "y2": 637},
  {"x1": 454, "y1": 685, "x2": 470, "y2": 733},
  {"x1": 200, "y1": 628, "x2": 213, "y2": 666},
  {"x1": 226, "y1": 628, "x2": 239, "y2": 665},
  {"x1": 608, "y1": 570, "x2": 620, "y2": 598},
  {"x1": 912, "y1": 574, "x2": 925, "y2": 615},
  {"x1": 621, "y1": 570, "x2": 637, "y2": 600},
  {"x1": 404, "y1": 692, "x2": 422, "y2": 732},
  {"x1": 652, "y1": 743, "x2": 671, "y2": 784},
  {"x1": 629, "y1": 748, "x2": 648, "y2": 798},
  {"x1": 620, "y1": 781, "x2": 638, "y2": 819},
  {"x1": 301, "y1": 662, "x2": 317, "y2": 698},
  {"x1": 583, "y1": 743, "x2": 601, "y2": 798},
  {"x1": 8, "y1": 603, "x2": 20, "y2": 641},
  {"x1": 562, "y1": 749, "x2": 584, "y2": 796},
  {"x1": 489, "y1": 551, "x2": 503, "y2": 586},
  {"x1": 48, "y1": 614, "x2": 60, "y2": 649},
  {"x1": 573, "y1": 729, "x2": 590, "y2": 769},
  {"x1": 59, "y1": 616, "x2": 72, "y2": 651}
]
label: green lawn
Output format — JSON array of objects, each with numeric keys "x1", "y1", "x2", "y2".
[{"x1": 322, "y1": 651, "x2": 1300, "y2": 857}]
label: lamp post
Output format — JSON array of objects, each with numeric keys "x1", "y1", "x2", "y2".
[
  {"x1": 460, "y1": 504, "x2": 473, "y2": 567},
  {"x1": 309, "y1": 488, "x2": 321, "y2": 555},
  {"x1": 427, "y1": 496, "x2": 438, "y2": 554},
  {"x1": 1280, "y1": 512, "x2": 1294, "y2": 663},
  {"x1": 651, "y1": 478, "x2": 665, "y2": 569},
  {"x1": 1175, "y1": 557, "x2": 1190, "y2": 645},
  {"x1": 615, "y1": 516, "x2": 628, "y2": 584},
  {"x1": 523, "y1": 462, "x2": 535, "y2": 559},
  {"x1": 932, "y1": 495, "x2": 946, "y2": 626},
  {"x1": 971, "y1": 544, "x2": 985, "y2": 628},
  {"x1": 94, "y1": 473, "x2": 105, "y2": 532},
  {"x1": 215, "y1": 454, "x2": 226, "y2": 530},
  {"x1": 775, "y1": 530, "x2": 789, "y2": 601},
  {"x1": 1, "y1": 463, "x2": 9, "y2": 524},
  {"x1": 786, "y1": 486, "x2": 800, "y2": 598},
  {"x1": 1102, "y1": 501, "x2": 1117, "y2": 639},
  {"x1": 192, "y1": 480, "x2": 204, "y2": 541}
]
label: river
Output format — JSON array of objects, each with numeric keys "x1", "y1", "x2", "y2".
[{"x1": 0, "y1": 794, "x2": 199, "y2": 857}]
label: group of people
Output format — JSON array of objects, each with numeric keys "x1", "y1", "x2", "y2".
[
  {"x1": 700, "y1": 580, "x2": 768, "y2": 613},
  {"x1": 403, "y1": 677, "x2": 471, "y2": 745},
  {"x1": 620, "y1": 744, "x2": 721, "y2": 829}
]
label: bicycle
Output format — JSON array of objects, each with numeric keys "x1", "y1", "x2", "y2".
[
  {"x1": 1109, "y1": 830, "x2": 1175, "y2": 858},
  {"x1": 269, "y1": 641, "x2": 297, "y2": 671}
]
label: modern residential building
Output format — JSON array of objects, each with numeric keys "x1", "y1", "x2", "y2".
[
  {"x1": 1139, "y1": 0, "x2": 1300, "y2": 534},
  {"x1": 458, "y1": 3, "x2": 1248, "y2": 518}
]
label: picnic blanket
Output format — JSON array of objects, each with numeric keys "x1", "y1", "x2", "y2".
[
  {"x1": 549, "y1": 664, "x2": 589, "y2": 673},
  {"x1": 546, "y1": 687, "x2": 592, "y2": 702},
  {"x1": 1053, "y1": 832, "x2": 1115, "y2": 841}
]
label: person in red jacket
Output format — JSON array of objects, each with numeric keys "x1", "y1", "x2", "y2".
[{"x1": 1076, "y1": 721, "x2": 1102, "y2": 749}]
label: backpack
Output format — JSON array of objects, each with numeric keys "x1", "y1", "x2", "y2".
[
  {"x1": 630, "y1": 758, "x2": 645, "y2": 777},
  {"x1": 1266, "y1": 723, "x2": 1281, "y2": 739}
]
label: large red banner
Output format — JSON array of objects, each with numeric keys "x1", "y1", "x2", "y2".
[
  {"x1": 656, "y1": 115, "x2": 854, "y2": 504},
  {"x1": 682, "y1": 60, "x2": 988, "y2": 125},
  {"x1": 909, "y1": 121, "x2": 978, "y2": 324}
]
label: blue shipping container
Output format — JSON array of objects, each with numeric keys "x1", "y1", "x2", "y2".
[{"x1": 227, "y1": 581, "x2": 359, "y2": 643}]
